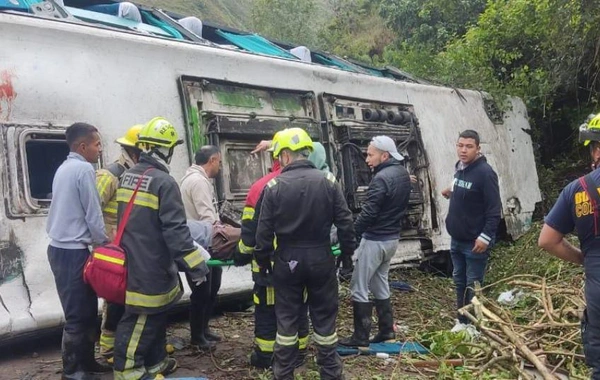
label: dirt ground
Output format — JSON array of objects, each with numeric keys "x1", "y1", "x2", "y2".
[{"x1": 0, "y1": 268, "x2": 456, "y2": 380}]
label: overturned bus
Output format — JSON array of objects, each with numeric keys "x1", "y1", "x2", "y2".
[{"x1": 0, "y1": 0, "x2": 541, "y2": 342}]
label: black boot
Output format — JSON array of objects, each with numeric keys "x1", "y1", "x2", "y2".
[
  {"x1": 61, "y1": 332, "x2": 101, "y2": 380},
  {"x1": 370, "y1": 299, "x2": 395, "y2": 343},
  {"x1": 190, "y1": 306, "x2": 216, "y2": 352},
  {"x1": 294, "y1": 348, "x2": 307, "y2": 368},
  {"x1": 249, "y1": 349, "x2": 272, "y2": 369},
  {"x1": 338, "y1": 302, "x2": 372, "y2": 348},
  {"x1": 80, "y1": 328, "x2": 111, "y2": 373},
  {"x1": 203, "y1": 299, "x2": 222, "y2": 342}
]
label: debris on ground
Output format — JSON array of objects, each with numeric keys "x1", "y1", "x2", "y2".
[{"x1": 458, "y1": 275, "x2": 586, "y2": 379}]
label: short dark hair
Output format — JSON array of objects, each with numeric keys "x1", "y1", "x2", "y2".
[
  {"x1": 65, "y1": 122, "x2": 98, "y2": 150},
  {"x1": 458, "y1": 129, "x2": 480, "y2": 145},
  {"x1": 194, "y1": 145, "x2": 220, "y2": 165}
]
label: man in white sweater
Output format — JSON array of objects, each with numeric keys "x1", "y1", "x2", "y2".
[{"x1": 180, "y1": 145, "x2": 223, "y2": 351}]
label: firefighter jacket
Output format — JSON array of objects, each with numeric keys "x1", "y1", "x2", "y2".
[
  {"x1": 254, "y1": 160, "x2": 356, "y2": 262},
  {"x1": 238, "y1": 161, "x2": 282, "y2": 283},
  {"x1": 96, "y1": 156, "x2": 129, "y2": 240},
  {"x1": 117, "y1": 153, "x2": 209, "y2": 314}
]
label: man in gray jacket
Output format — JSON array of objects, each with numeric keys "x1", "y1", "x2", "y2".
[{"x1": 340, "y1": 136, "x2": 411, "y2": 348}]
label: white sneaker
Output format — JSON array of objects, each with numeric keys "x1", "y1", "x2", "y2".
[
  {"x1": 450, "y1": 321, "x2": 468, "y2": 333},
  {"x1": 464, "y1": 324, "x2": 480, "y2": 339}
]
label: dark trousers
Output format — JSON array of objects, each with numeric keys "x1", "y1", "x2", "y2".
[
  {"x1": 113, "y1": 311, "x2": 169, "y2": 380},
  {"x1": 450, "y1": 239, "x2": 489, "y2": 324},
  {"x1": 272, "y1": 245, "x2": 342, "y2": 380},
  {"x1": 186, "y1": 266, "x2": 223, "y2": 320},
  {"x1": 252, "y1": 283, "x2": 309, "y2": 362},
  {"x1": 47, "y1": 245, "x2": 98, "y2": 334},
  {"x1": 48, "y1": 245, "x2": 100, "y2": 374},
  {"x1": 583, "y1": 259, "x2": 600, "y2": 378}
]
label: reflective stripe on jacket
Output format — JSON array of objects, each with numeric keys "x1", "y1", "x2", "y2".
[{"x1": 117, "y1": 153, "x2": 209, "y2": 314}]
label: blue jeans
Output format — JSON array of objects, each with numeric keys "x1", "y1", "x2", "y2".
[
  {"x1": 450, "y1": 239, "x2": 489, "y2": 324},
  {"x1": 47, "y1": 245, "x2": 98, "y2": 334}
]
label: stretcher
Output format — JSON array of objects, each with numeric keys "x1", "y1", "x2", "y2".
[{"x1": 206, "y1": 244, "x2": 342, "y2": 267}]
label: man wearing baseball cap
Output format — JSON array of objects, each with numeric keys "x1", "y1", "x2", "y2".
[{"x1": 340, "y1": 135, "x2": 412, "y2": 348}]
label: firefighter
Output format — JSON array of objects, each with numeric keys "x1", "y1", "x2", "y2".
[
  {"x1": 539, "y1": 113, "x2": 600, "y2": 378},
  {"x1": 234, "y1": 130, "x2": 310, "y2": 369},
  {"x1": 95, "y1": 124, "x2": 142, "y2": 361},
  {"x1": 254, "y1": 128, "x2": 356, "y2": 380},
  {"x1": 112, "y1": 117, "x2": 210, "y2": 380}
]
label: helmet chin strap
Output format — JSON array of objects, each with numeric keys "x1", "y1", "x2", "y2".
[{"x1": 149, "y1": 146, "x2": 174, "y2": 164}]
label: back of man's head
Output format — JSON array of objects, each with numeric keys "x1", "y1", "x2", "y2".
[
  {"x1": 66, "y1": 122, "x2": 98, "y2": 151},
  {"x1": 195, "y1": 145, "x2": 220, "y2": 165}
]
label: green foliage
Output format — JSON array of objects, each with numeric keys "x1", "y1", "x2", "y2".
[
  {"x1": 487, "y1": 222, "x2": 583, "y2": 285},
  {"x1": 319, "y1": 0, "x2": 394, "y2": 63},
  {"x1": 418, "y1": 330, "x2": 472, "y2": 357},
  {"x1": 135, "y1": 0, "x2": 252, "y2": 29},
  {"x1": 377, "y1": 0, "x2": 486, "y2": 50},
  {"x1": 251, "y1": 0, "x2": 323, "y2": 47}
]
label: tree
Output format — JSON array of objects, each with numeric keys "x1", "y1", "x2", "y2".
[{"x1": 251, "y1": 0, "x2": 321, "y2": 47}]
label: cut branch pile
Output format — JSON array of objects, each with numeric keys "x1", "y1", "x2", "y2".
[{"x1": 458, "y1": 274, "x2": 587, "y2": 379}]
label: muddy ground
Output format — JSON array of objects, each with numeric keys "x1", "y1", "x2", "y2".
[{"x1": 0, "y1": 268, "x2": 456, "y2": 380}]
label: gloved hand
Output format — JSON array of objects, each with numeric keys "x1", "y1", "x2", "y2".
[
  {"x1": 255, "y1": 254, "x2": 273, "y2": 286},
  {"x1": 256, "y1": 254, "x2": 273, "y2": 279},
  {"x1": 338, "y1": 254, "x2": 354, "y2": 283},
  {"x1": 232, "y1": 246, "x2": 252, "y2": 267},
  {"x1": 194, "y1": 277, "x2": 207, "y2": 286}
]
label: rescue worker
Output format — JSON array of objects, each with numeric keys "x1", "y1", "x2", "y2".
[
  {"x1": 46, "y1": 122, "x2": 110, "y2": 380},
  {"x1": 180, "y1": 145, "x2": 223, "y2": 351},
  {"x1": 235, "y1": 130, "x2": 310, "y2": 369},
  {"x1": 113, "y1": 117, "x2": 210, "y2": 380},
  {"x1": 539, "y1": 113, "x2": 600, "y2": 378},
  {"x1": 339, "y1": 136, "x2": 411, "y2": 348},
  {"x1": 254, "y1": 127, "x2": 356, "y2": 380},
  {"x1": 95, "y1": 124, "x2": 142, "y2": 360}
]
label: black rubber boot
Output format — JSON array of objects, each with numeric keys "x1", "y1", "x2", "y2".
[
  {"x1": 61, "y1": 332, "x2": 101, "y2": 380},
  {"x1": 190, "y1": 307, "x2": 216, "y2": 352},
  {"x1": 249, "y1": 349, "x2": 272, "y2": 369},
  {"x1": 203, "y1": 299, "x2": 222, "y2": 342},
  {"x1": 80, "y1": 328, "x2": 111, "y2": 373},
  {"x1": 370, "y1": 298, "x2": 396, "y2": 343},
  {"x1": 294, "y1": 348, "x2": 308, "y2": 368},
  {"x1": 338, "y1": 302, "x2": 372, "y2": 348}
]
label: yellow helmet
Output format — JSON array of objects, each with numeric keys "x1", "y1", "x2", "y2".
[
  {"x1": 115, "y1": 124, "x2": 143, "y2": 148},
  {"x1": 272, "y1": 127, "x2": 313, "y2": 158},
  {"x1": 268, "y1": 129, "x2": 288, "y2": 159},
  {"x1": 580, "y1": 113, "x2": 600, "y2": 146},
  {"x1": 137, "y1": 117, "x2": 183, "y2": 149}
]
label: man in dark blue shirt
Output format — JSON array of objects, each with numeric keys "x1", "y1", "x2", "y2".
[
  {"x1": 442, "y1": 130, "x2": 501, "y2": 330},
  {"x1": 539, "y1": 113, "x2": 600, "y2": 378}
]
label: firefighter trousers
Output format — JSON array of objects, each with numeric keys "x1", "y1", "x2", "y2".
[
  {"x1": 583, "y1": 260, "x2": 600, "y2": 378},
  {"x1": 100, "y1": 301, "x2": 125, "y2": 356},
  {"x1": 272, "y1": 245, "x2": 343, "y2": 380},
  {"x1": 252, "y1": 282, "x2": 309, "y2": 367},
  {"x1": 113, "y1": 311, "x2": 169, "y2": 380}
]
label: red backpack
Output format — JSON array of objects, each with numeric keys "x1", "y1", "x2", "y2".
[{"x1": 83, "y1": 168, "x2": 151, "y2": 304}]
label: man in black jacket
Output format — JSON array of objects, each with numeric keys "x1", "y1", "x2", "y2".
[
  {"x1": 254, "y1": 128, "x2": 356, "y2": 380},
  {"x1": 339, "y1": 136, "x2": 411, "y2": 348},
  {"x1": 442, "y1": 129, "x2": 501, "y2": 328}
]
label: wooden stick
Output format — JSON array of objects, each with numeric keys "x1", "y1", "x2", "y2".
[
  {"x1": 409, "y1": 359, "x2": 464, "y2": 368},
  {"x1": 474, "y1": 298, "x2": 558, "y2": 380}
]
